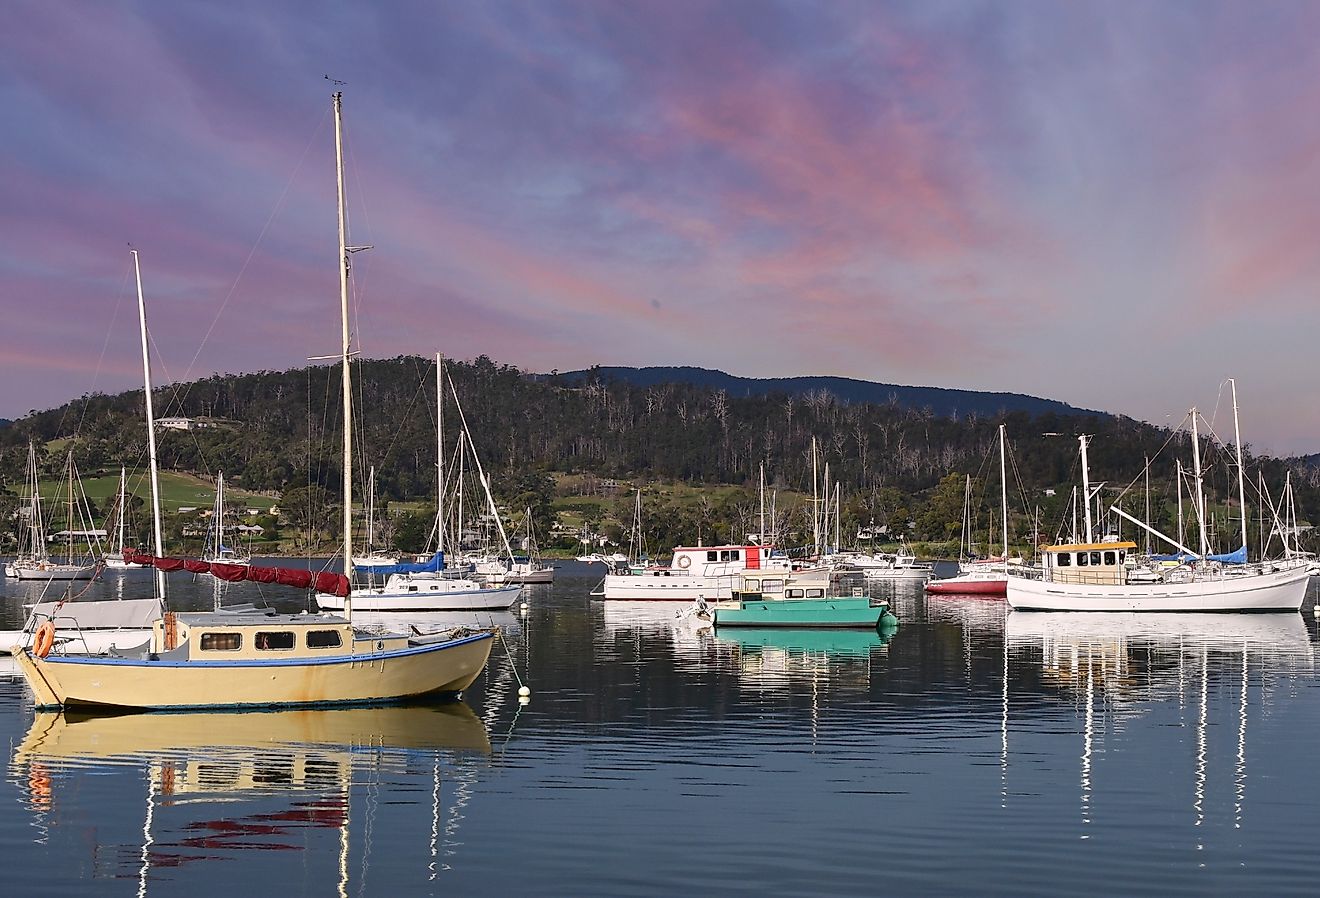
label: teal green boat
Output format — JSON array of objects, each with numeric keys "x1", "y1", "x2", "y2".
[
  {"x1": 698, "y1": 570, "x2": 899, "y2": 629},
  {"x1": 712, "y1": 595, "x2": 891, "y2": 628}
]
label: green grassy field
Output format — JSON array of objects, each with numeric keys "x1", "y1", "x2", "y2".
[{"x1": 28, "y1": 471, "x2": 276, "y2": 517}]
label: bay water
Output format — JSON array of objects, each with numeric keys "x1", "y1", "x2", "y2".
[{"x1": 1, "y1": 561, "x2": 1317, "y2": 895}]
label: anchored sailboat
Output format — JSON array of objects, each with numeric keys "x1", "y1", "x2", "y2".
[
  {"x1": 14, "y1": 93, "x2": 495, "y2": 708},
  {"x1": 322, "y1": 353, "x2": 522, "y2": 613},
  {"x1": 1006, "y1": 382, "x2": 1310, "y2": 612}
]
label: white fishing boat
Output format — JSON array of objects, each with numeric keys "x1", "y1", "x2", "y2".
[
  {"x1": 14, "y1": 94, "x2": 495, "y2": 710},
  {"x1": 596, "y1": 543, "x2": 800, "y2": 601},
  {"x1": 1006, "y1": 383, "x2": 1310, "y2": 612}
]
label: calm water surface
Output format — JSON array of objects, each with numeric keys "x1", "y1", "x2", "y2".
[{"x1": 1, "y1": 561, "x2": 1318, "y2": 895}]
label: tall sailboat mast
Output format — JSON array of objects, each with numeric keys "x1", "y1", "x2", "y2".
[
  {"x1": 1229, "y1": 379, "x2": 1249, "y2": 555},
  {"x1": 437, "y1": 354, "x2": 446, "y2": 557},
  {"x1": 1190, "y1": 409, "x2": 1209, "y2": 557},
  {"x1": 334, "y1": 91, "x2": 354, "y2": 621},
  {"x1": 117, "y1": 466, "x2": 128, "y2": 556},
  {"x1": 133, "y1": 250, "x2": 167, "y2": 605},
  {"x1": 998, "y1": 424, "x2": 1008, "y2": 568}
]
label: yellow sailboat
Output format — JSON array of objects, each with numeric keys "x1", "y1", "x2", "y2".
[{"x1": 14, "y1": 93, "x2": 494, "y2": 710}]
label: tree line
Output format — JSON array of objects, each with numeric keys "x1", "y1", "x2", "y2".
[{"x1": 0, "y1": 356, "x2": 1314, "y2": 557}]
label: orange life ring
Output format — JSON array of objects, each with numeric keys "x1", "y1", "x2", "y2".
[
  {"x1": 33, "y1": 621, "x2": 55, "y2": 659},
  {"x1": 676, "y1": 555, "x2": 691, "y2": 569}
]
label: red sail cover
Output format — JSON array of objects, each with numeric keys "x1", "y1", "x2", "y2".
[{"x1": 122, "y1": 549, "x2": 350, "y2": 597}]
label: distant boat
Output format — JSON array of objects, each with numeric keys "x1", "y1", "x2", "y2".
[
  {"x1": 351, "y1": 465, "x2": 400, "y2": 569},
  {"x1": 928, "y1": 424, "x2": 1011, "y2": 597},
  {"x1": 858, "y1": 546, "x2": 933, "y2": 581},
  {"x1": 102, "y1": 466, "x2": 147, "y2": 570},
  {"x1": 8, "y1": 447, "x2": 101, "y2": 582},
  {"x1": 200, "y1": 471, "x2": 250, "y2": 566}
]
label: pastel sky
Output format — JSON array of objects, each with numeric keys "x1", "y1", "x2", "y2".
[{"x1": 4, "y1": 1, "x2": 1319, "y2": 454}]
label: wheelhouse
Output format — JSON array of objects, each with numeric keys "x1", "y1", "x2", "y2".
[{"x1": 1041, "y1": 541, "x2": 1138, "y2": 586}]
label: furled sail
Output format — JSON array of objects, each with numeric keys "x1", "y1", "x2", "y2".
[{"x1": 122, "y1": 548, "x2": 350, "y2": 597}]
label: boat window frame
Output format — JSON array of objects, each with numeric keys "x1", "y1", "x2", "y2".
[
  {"x1": 785, "y1": 588, "x2": 805, "y2": 598},
  {"x1": 1056, "y1": 552, "x2": 1072, "y2": 567},
  {"x1": 1077, "y1": 552, "x2": 1089, "y2": 567},
  {"x1": 255, "y1": 631, "x2": 296, "y2": 651},
  {"x1": 306, "y1": 629, "x2": 344, "y2": 649},
  {"x1": 199, "y1": 632, "x2": 242, "y2": 652}
]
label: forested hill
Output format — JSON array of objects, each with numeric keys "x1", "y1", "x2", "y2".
[
  {"x1": 552, "y1": 367, "x2": 1100, "y2": 420},
  {"x1": 0, "y1": 355, "x2": 1314, "y2": 547}
]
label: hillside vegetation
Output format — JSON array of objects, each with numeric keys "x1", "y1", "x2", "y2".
[{"x1": 0, "y1": 357, "x2": 1313, "y2": 558}]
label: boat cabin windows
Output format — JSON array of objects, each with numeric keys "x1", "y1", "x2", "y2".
[
  {"x1": 1053, "y1": 549, "x2": 1127, "y2": 568},
  {"x1": 306, "y1": 630, "x2": 343, "y2": 649},
  {"x1": 200, "y1": 632, "x2": 242, "y2": 651},
  {"x1": 1046, "y1": 544, "x2": 1133, "y2": 585},
  {"x1": 805, "y1": 588, "x2": 825, "y2": 598},
  {"x1": 760, "y1": 578, "x2": 784, "y2": 593},
  {"x1": 256, "y1": 631, "x2": 296, "y2": 650},
  {"x1": 708, "y1": 549, "x2": 741, "y2": 562},
  {"x1": 786, "y1": 588, "x2": 804, "y2": 598}
]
